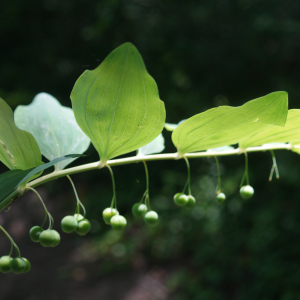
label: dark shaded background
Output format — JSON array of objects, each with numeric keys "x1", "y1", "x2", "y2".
[{"x1": 1, "y1": 0, "x2": 300, "y2": 299}]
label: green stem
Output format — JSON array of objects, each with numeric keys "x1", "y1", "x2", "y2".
[
  {"x1": 0, "y1": 143, "x2": 294, "y2": 213},
  {"x1": 66, "y1": 175, "x2": 86, "y2": 217},
  {"x1": 215, "y1": 156, "x2": 221, "y2": 193},
  {"x1": 106, "y1": 164, "x2": 117, "y2": 210},
  {"x1": 143, "y1": 161, "x2": 151, "y2": 210},
  {"x1": 269, "y1": 150, "x2": 279, "y2": 181},
  {"x1": 0, "y1": 226, "x2": 21, "y2": 257},
  {"x1": 245, "y1": 153, "x2": 249, "y2": 185},
  {"x1": 183, "y1": 156, "x2": 191, "y2": 195},
  {"x1": 26, "y1": 187, "x2": 53, "y2": 229}
]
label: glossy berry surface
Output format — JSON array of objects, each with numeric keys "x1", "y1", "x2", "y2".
[
  {"x1": 74, "y1": 214, "x2": 84, "y2": 221},
  {"x1": 22, "y1": 257, "x2": 31, "y2": 273},
  {"x1": 110, "y1": 215, "x2": 127, "y2": 231},
  {"x1": 50, "y1": 230, "x2": 61, "y2": 247},
  {"x1": 102, "y1": 208, "x2": 118, "y2": 225},
  {"x1": 216, "y1": 192, "x2": 226, "y2": 204},
  {"x1": 144, "y1": 211, "x2": 159, "y2": 225},
  {"x1": 61, "y1": 216, "x2": 78, "y2": 233},
  {"x1": 29, "y1": 226, "x2": 43, "y2": 242},
  {"x1": 185, "y1": 195, "x2": 196, "y2": 209},
  {"x1": 76, "y1": 219, "x2": 91, "y2": 236},
  {"x1": 10, "y1": 258, "x2": 26, "y2": 274},
  {"x1": 39, "y1": 230, "x2": 56, "y2": 247},
  {"x1": 132, "y1": 203, "x2": 148, "y2": 217},
  {"x1": 174, "y1": 193, "x2": 188, "y2": 206},
  {"x1": 240, "y1": 185, "x2": 254, "y2": 199},
  {"x1": 0, "y1": 256, "x2": 12, "y2": 273}
]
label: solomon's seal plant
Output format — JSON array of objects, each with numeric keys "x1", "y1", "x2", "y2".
[{"x1": 0, "y1": 42, "x2": 298, "y2": 273}]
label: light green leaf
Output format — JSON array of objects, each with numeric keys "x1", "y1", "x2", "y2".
[
  {"x1": 14, "y1": 93, "x2": 90, "y2": 171},
  {"x1": 137, "y1": 133, "x2": 165, "y2": 156},
  {"x1": 71, "y1": 42, "x2": 166, "y2": 164},
  {"x1": 172, "y1": 92, "x2": 288, "y2": 155},
  {"x1": 0, "y1": 154, "x2": 84, "y2": 209},
  {"x1": 240, "y1": 109, "x2": 300, "y2": 149},
  {"x1": 0, "y1": 98, "x2": 42, "y2": 170}
]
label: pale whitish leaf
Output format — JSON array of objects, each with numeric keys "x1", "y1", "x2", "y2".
[
  {"x1": 137, "y1": 133, "x2": 165, "y2": 156},
  {"x1": 0, "y1": 98, "x2": 42, "y2": 170},
  {"x1": 15, "y1": 93, "x2": 90, "y2": 171},
  {"x1": 207, "y1": 146, "x2": 235, "y2": 152},
  {"x1": 71, "y1": 42, "x2": 166, "y2": 164},
  {"x1": 172, "y1": 92, "x2": 288, "y2": 155},
  {"x1": 164, "y1": 120, "x2": 186, "y2": 132}
]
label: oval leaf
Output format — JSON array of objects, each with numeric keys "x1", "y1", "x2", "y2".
[
  {"x1": 172, "y1": 92, "x2": 288, "y2": 155},
  {"x1": 0, "y1": 98, "x2": 42, "y2": 170},
  {"x1": 239, "y1": 109, "x2": 300, "y2": 149},
  {"x1": 14, "y1": 93, "x2": 90, "y2": 171},
  {"x1": 137, "y1": 133, "x2": 165, "y2": 156},
  {"x1": 71, "y1": 42, "x2": 166, "y2": 164}
]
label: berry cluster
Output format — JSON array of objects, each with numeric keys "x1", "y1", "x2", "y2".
[
  {"x1": 29, "y1": 226, "x2": 60, "y2": 247},
  {"x1": 0, "y1": 256, "x2": 31, "y2": 274},
  {"x1": 61, "y1": 214, "x2": 91, "y2": 236}
]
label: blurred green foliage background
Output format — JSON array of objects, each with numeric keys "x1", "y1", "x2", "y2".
[{"x1": 1, "y1": 0, "x2": 300, "y2": 299}]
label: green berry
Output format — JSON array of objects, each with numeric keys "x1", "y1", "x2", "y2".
[
  {"x1": 110, "y1": 215, "x2": 127, "y2": 231},
  {"x1": 22, "y1": 257, "x2": 31, "y2": 273},
  {"x1": 173, "y1": 193, "x2": 188, "y2": 206},
  {"x1": 74, "y1": 214, "x2": 84, "y2": 221},
  {"x1": 132, "y1": 203, "x2": 148, "y2": 217},
  {"x1": 216, "y1": 192, "x2": 226, "y2": 204},
  {"x1": 29, "y1": 226, "x2": 43, "y2": 243},
  {"x1": 185, "y1": 195, "x2": 196, "y2": 209},
  {"x1": 0, "y1": 256, "x2": 12, "y2": 273},
  {"x1": 61, "y1": 216, "x2": 78, "y2": 233},
  {"x1": 39, "y1": 230, "x2": 56, "y2": 247},
  {"x1": 76, "y1": 219, "x2": 91, "y2": 236},
  {"x1": 10, "y1": 258, "x2": 26, "y2": 274},
  {"x1": 144, "y1": 211, "x2": 159, "y2": 225},
  {"x1": 240, "y1": 185, "x2": 254, "y2": 199},
  {"x1": 102, "y1": 208, "x2": 118, "y2": 225},
  {"x1": 50, "y1": 230, "x2": 61, "y2": 247}
]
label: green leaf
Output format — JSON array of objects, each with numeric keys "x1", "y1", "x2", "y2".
[
  {"x1": 71, "y1": 42, "x2": 166, "y2": 164},
  {"x1": 0, "y1": 154, "x2": 84, "y2": 204},
  {"x1": 14, "y1": 93, "x2": 90, "y2": 171},
  {"x1": 172, "y1": 92, "x2": 288, "y2": 155},
  {"x1": 137, "y1": 133, "x2": 165, "y2": 156},
  {"x1": 239, "y1": 109, "x2": 300, "y2": 149},
  {"x1": 0, "y1": 98, "x2": 42, "y2": 170}
]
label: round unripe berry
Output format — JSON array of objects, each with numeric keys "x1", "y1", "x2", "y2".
[
  {"x1": 61, "y1": 216, "x2": 78, "y2": 233},
  {"x1": 110, "y1": 215, "x2": 127, "y2": 231},
  {"x1": 0, "y1": 256, "x2": 12, "y2": 273},
  {"x1": 144, "y1": 211, "x2": 159, "y2": 225},
  {"x1": 10, "y1": 258, "x2": 26, "y2": 274},
  {"x1": 76, "y1": 219, "x2": 91, "y2": 236},
  {"x1": 50, "y1": 230, "x2": 61, "y2": 247},
  {"x1": 29, "y1": 226, "x2": 43, "y2": 242},
  {"x1": 216, "y1": 192, "x2": 226, "y2": 204},
  {"x1": 132, "y1": 203, "x2": 148, "y2": 217},
  {"x1": 22, "y1": 257, "x2": 31, "y2": 273},
  {"x1": 173, "y1": 193, "x2": 188, "y2": 206},
  {"x1": 39, "y1": 230, "x2": 56, "y2": 247},
  {"x1": 185, "y1": 195, "x2": 196, "y2": 209},
  {"x1": 102, "y1": 208, "x2": 118, "y2": 225},
  {"x1": 240, "y1": 185, "x2": 254, "y2": 199},
  {"x1": 74, "y1": 214, "x2": 84, "y2": 221}
]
